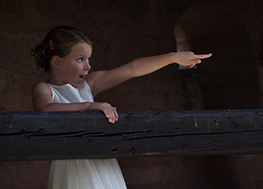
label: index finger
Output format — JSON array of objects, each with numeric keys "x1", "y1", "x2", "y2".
[{"x1": 195, "y1": 53, "x2": 212, "y2": 60}]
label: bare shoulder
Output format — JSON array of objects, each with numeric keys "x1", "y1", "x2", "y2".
[
  {"x1": 31, "y1": 81, "x2": 53, "y2": 111},
  {"x1": 32, "y1": 81, "x2": 49, "y2": 88},
  {"x1": 32, "y1": 81, "x2": 51, "y2": 96}
]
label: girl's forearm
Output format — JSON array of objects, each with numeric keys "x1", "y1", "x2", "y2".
[
  {"x1": 36, "y1": 102, "x2": 91, "y2": 112},
  {"x1": 128, "y1": 51, "x2": 212, "y2": 78},
  {"x1": 36, "y1": 101, "x2": 118, "y2": 123},
  {"x1": 128, "y1": 52, "x2": 177, "y2": 77}
]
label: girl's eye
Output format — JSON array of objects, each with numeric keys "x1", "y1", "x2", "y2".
[
  {"x1": 77, "y1": 58, "x2": 83, "y2": 62},
  {"x1": 77, "y1": 58, "x2": 90, "y2": 63}
]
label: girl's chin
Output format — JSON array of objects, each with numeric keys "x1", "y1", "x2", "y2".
[
  {"x1": 74, "y1": 80, "x2": 85, "y2": 87},
  {"x1": 80, "y1": 78, "x2": 85, "y2": 82}
]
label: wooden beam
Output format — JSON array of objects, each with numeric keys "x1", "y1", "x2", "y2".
[{"x1": 1, "y1": 109, "x2": 263, "y2": 161}]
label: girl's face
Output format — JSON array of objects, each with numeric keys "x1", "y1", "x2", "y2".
[{"x1": 58, "y1": 42, "x2": 92, "y2": 88}]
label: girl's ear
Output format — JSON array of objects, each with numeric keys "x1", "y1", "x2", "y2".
[{"x1": 50, "y1": 55, "x2": 61, "y2": 71}]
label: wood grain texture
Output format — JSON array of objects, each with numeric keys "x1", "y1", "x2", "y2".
[{"x1": 1, "y1": 109, "x2": 263, "y2": 161}]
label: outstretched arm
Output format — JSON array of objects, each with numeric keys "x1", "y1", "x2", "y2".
[{"x1": 88, "y1": 51, "x2": 212, "y2": 96}]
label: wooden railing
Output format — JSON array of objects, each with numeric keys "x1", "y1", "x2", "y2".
[{"x1": 1, "y1": 109, "x2": 263, "y2": 161}]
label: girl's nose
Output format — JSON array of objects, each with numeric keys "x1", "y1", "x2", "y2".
[{"x1": 84, "y1": 61, "x2": 91, "y2": 71}]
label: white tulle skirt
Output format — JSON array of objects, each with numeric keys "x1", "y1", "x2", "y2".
[{"x1": 49, "y1": 159, "x2": 127, "y2": 189}]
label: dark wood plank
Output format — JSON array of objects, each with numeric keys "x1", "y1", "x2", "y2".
[{"x1": 0, "y1": 109, "x2": 263, "y2": 161}]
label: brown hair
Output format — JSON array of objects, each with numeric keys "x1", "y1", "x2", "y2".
[{"x1": 32, "y1": 26, "x2": 93, "y2": 71}]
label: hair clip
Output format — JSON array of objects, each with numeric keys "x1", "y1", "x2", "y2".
[{"x1": 49, "y1": 40, "x2": 54, "y2": 50}]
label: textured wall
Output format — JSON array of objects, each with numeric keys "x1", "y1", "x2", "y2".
[{"x1": 0, "y1": 0, "x2": 263, "y2": 188}]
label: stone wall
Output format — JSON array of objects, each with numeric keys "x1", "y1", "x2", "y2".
[{"x1": 0, "y1": 0, "x2": 263, "y2": 188}]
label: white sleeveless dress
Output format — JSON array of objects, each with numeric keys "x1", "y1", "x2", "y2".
[{"x1": 48, "y1": 81, "x2": 127, "y2": 189}]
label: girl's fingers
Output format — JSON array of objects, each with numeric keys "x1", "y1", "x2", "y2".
[
  {"x1": 189, "y1": 64, "x2": 195, "y2": 68},
  {"x1": 109, "y1": 107, "x2": 118, "y2": 123},
  {"x1": 113, "y1": 107, "x2": 118, "y2": 121},
  {"x1": 189, "y1": 53, "x2": 212, "y2": 67},
  {"x1": 176, "y1": 52, "x2": 212, "y2": 67},
  {"x1": 104, "y1": 105, "x2": 118, "y2": 123},
  {"x1": 189, "y1": 59, "x2": 201, "y2": 68},
  {"x1": 195, "y1": 53, "x2": 212, "y2": 60}
]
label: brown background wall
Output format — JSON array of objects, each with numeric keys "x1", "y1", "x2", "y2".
[{"x1": 1, "y1": 0, "x2": 263, "y2": 188}]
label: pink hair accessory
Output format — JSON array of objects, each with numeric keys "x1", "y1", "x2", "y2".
[{"x1": 49, "y1": 40, "x2": 54, "y2": 50}]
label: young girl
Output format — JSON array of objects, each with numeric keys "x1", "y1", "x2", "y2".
[{"x1": 32, "y1": 26, "x2": 212, "y2": 189}]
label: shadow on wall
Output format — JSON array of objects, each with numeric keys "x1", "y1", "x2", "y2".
[
  {"x1": 174, "y1": 24, "x2": 205, "y2": 110},
  {"x1": 175, "y1": 0, "x2": 260, "y2": 110}
]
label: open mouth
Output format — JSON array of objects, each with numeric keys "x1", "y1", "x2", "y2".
[{"x1": 79, "y1": 75, "x2": 86, "y2": 79}]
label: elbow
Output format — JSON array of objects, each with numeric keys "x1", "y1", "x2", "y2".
[
  {"x1": 128, "y1": 62, "x2": 139, "y2": 78},
  {"x1": 33, "y1": 104, "x2": 52, "y2": 112},
  {"x1": 33, "y1": 106, "x2": 45, "y2": 112}
]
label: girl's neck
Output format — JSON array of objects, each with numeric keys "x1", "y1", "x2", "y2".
[{"x1": 48, "y1": 72, "x2": 65, "y2": 86}]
